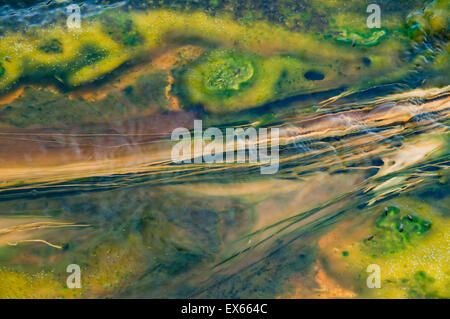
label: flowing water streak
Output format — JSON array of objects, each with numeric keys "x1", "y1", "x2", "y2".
[
  {"x1": 0, "y1": 87, "x2": 448, "y2": 272},
  {"x1": 0, "y1": 86, "x2": 448, "y2": 193}
]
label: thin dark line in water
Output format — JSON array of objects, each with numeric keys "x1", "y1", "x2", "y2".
[
  {"x1": 192, "y1": 203, "x2": 361, "y2": 298},
  {"x1": 211, "y1": 184, "x2": 367, "y2": 270}
]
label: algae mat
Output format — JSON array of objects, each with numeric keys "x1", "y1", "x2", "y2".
[{"x1": 0, "y1": 0, "x2": 448, "y2": 299}]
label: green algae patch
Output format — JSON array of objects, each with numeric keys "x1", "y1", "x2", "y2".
[
  {"x1": 407, "y1": 271, "x2": 439, "y2": 298},
  {"x1": 334, "y1": 29, "x2": 387, "y2": 47},
  {"x1": 367, "y1": 268, "x2": 449, "y2": 299},
  {"x1": 319, "y1": 195, "x2": 449, "y2": 298},
  {"x1": 363, "y1": 206, "x2": 432, "y2": 255},
  {"x1": 205, "y1": 55, "x2": 254, "y2": 92},
  {"x1": 125, "y1": 70, "x2": 169, "y2": 108},
  {"x1": 179, "y1": 49, "x2": 260, "y2": 112},
  {"x1": 100, "y1": 11, "x2": 144, "y2": 47},
  {"x1": 38, "y1": 38, "x2": 63, "y2": 54}
]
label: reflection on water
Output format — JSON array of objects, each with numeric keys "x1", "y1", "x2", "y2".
[{"x1": 0, "y1": 0, "x2": 448, "y2": 298}]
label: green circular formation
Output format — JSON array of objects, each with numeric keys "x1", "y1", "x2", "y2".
[
  {"x1": 180, "y1": 49, "x2": 263, "y2": 112},
  {"x1": 205, "y1": 57, "x2": 254, "y2": 92},
  {"x1": 0, "y1": 63, "x2": 5, "y2": 78}
]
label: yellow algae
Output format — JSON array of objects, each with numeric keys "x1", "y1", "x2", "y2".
[
  {"x1": 65, "y1": 52, "x2": 129, "y2": 87},
  {"x1": 26, "y1": 27, "x2": 81, "y2": 68},
  {"x1": 0, "y1": 35, "x2": 29, "y2": 90},
  {"x1": 0, "y1": 269, "x2": 81, "y2": 299},
  {"x1": 0, "y1": 4, "x2": 446, "y2": 114},
  {"x1": 62, "y1": 24, "x2": 132, "y2": 87},
  {"x1": 0, "y1": 22, "x2": 133, "y2": 89},
  {"x1": 67, "y1": 45, "x2": 203, "y2": 103},
  {"x1": 424, "y1": 0, "x2": 450, "y2": 34},
  {"x1": 83, "y1": 242, "x2": 146, "y2": 297},
  {"x1": 133, "y1": 9, "x2": 407, "y2": 70},
  {"x1": 0, "y1": 1, "x2": 447, "y2": 95},
  {"x1": 0, "y1": 239, "x2": 145, "y2": 298},
  {"x1": 0, "y1": 8, "x2": 415, "y2": 99}
]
